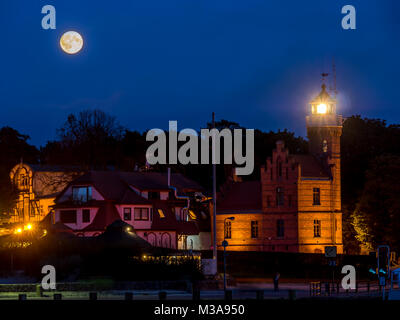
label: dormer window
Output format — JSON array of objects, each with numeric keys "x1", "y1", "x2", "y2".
[{"x1": 72, "y1": 186, "x2": 92, "y2": 202}]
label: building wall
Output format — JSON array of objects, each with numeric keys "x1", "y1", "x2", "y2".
[
  {"x1": 304, "y1": 125, "x2": 343, "y2": 254},
  {"x1": 178, "y1": 232, "x2": 212, "y2": 251},
  {"x1": 137, "y1": 230, "x2": 177, "y2": 249},
  {"x1": 115, "y1": 204, "x2": 153, "y2": 229},
  {"x1": 55, "y1": 207, "x2": 98, "y2": 230},
  {"x1": 216, "y1": 213, "x2": 264, "y2": 251}
]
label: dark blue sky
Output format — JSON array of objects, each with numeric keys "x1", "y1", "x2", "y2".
[{"x1": 1, "y1": 0, "x2": 399, "y2": 146}]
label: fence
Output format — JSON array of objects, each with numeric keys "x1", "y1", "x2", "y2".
[{"x1": 309, "y1": 281, "x2": 382, "y2": 297}]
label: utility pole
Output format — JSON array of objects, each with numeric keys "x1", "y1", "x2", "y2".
[{"x1": 212, "y1": 112, "x2": 217, "y2": 263}]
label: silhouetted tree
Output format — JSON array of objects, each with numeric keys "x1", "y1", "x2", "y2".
[
  {"x1": 42, "y1": 109, "x2": 124, "y2": 169},
  {"x1": 351, "y1": 155, "x2": 400, "y2": 252},
  {"x1": 341, "y1": 116, "x2": 400, "y2": 253}
]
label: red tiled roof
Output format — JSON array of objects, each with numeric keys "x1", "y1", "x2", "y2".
[
  {"x1": 57, "y1": 170, "x2": 202, "y2": 203},
  {"x1": 217, "y1": 181, "x2": 262, "y2": 213},
  {"x1": 119, "y1": 172, "x2": 203, "y2": 192},
  {"x1": 80, "y1": 201, "x2": 121, "y2": 232},
  {"x1": 291, "y1": 154, "x2": 330, "y2": 178},
  {"x1": 151, "y1": 200, "x2": 199, "y2": 235}
]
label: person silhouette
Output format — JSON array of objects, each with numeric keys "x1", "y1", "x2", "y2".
[{"x1": 274, "y1": 272, "x2": 280, "y2": 292}]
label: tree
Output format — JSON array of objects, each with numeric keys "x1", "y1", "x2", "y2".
[
  {"x1": 42, "y1": 109, "x2": 124, "y2": 169},
  {"x1": 351, "y1": 155, "x2": 400, "y2": 252},
  {"x1": 340, "y1": 116, "x2": 400, "y2": 254}
]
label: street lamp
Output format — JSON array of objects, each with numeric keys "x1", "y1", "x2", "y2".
[{"x1": 223, "y1": 217, "x2": 235, "y2": 292}]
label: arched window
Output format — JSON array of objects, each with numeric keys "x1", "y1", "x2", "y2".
[
  {"x1": 224, "y1": 221, "x2": 232, "y2": 239},
  {"x1": 147, "y1": 232, "x2": 156, "y2": 246},
  {"x1": 161, "y1": 233, "x2": 171, "y2": 248}
]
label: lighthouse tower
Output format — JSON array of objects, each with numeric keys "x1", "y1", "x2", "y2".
[{"x1": 306, "y1": 82, "x2": 343, "y2": 212}]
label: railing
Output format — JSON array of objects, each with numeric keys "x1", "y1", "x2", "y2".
[{"x1": 309, "y1": 281, "x2": 382, "y2": 297}]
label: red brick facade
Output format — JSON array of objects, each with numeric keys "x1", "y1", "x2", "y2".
[{"x1": 216, "y1": 84, "x2": 343, "y2": 254}]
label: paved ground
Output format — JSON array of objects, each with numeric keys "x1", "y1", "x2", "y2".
[
  {"x1": 0, "y1": 286, "x2": 386, "y2": 300},
  {"x1": 0, "y1": 277, "x2": 391, "y2": 300}
]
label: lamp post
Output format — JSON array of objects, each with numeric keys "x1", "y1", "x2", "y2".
[{"x1": 223, "y1": 217, "x2": 235, "y2": 292}]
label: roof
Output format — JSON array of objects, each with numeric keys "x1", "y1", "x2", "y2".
[
  {"x1": 217, "y1": 181, "x2": 262, "y2": 213},
  {"x1": 291, "y1": 154, "x2": 331, "y2": 179},
  {"x1": 80, "y1": 201, "x2": 121, "y2": 232},
  {"x1": 151, "y1": 200, "x2": 199, "y2": 235},
  {"x1": 57, "y1": 170, "x2": 203, "y2": 203},
  {"x1": 28, "y1": 164, "x2": 82, "y2": 173},
  {"x1": 310, "y1": 84, "x2": 336, "y2": 105},
  {"x1": 61, "y1": 171, "x2": 150, "y2": 204},
  {"x1": 119, "y1": 171, "x2": 203, "y2": 192},
  {"x1": 95, "y1": 220, "x2": 153, "y2": 252}
]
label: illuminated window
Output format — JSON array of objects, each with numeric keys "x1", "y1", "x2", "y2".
[
  {"x1": 188, "y1": 210, "x2": 197, "y2": 220},
  {"x1": 314, "y1": 220, "x2": 321, "y2": 238},
  {"x1": 225, "y1": 221, "x2": 232, "y2": 239},
  {"x1": 60, "y1": 210, "x2": 77, "y2": 223},
  {"x1": 251, "y1": 221, "x2": 258, "y2": 238},
  {"x1": 313, "y1": 188, "x2": 321, "y2": 205},
  {"x1": 276, "y1": 187, "x2": 284, "y2": 206},
  {"x1": 277, "y1": 219, "x2": 285, "y2": 238},
  {"x1": 72, "y1": 186, "x2": 92, "y2": 202},
  {"x1": 21, "y1": 175, "x2": 29, "y2": 187},
  {"x1": 157, "y1": 209, "x2": 165, "y2": 218},
  {"x1": 134, "y1": 208, "x2": 149, "y2": 220},
  {"x1": 82, "y1": 209, "x2": 90, "y2": 223},
  {"x1": 123, "y1": 208, "x2": 131, "y2": 221}
]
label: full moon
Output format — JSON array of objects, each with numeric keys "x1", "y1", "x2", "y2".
[{"x1": 60, "y1": 31, "x2": 83, "y2": 54}]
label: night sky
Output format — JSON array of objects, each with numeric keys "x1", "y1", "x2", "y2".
[{"x1": 1, "y1": 0, "x2": 399, "y2": 146}]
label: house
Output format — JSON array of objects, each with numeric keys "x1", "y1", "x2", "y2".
[
  {"x1": 216, "y1": 83, "x2": 343, "y2": 254},
  {"x1": 53, "y1": 170, "x2": 211, "y2": 250},
  {"x1": 8, "y1": 162, "x2": 82, "y2": 224}
]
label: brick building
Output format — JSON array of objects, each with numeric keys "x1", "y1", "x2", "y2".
[{"x1": 216, "y1": 83, "x2": 343, "y2": 254}]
